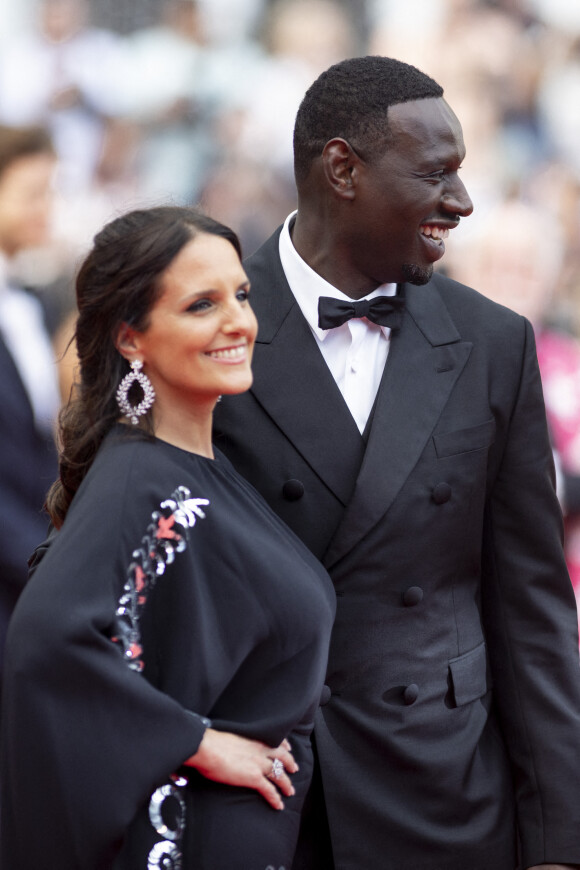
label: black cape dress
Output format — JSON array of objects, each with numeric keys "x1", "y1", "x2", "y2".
[{"x1": 0, "y1": 425, "x2": 335, "y2": 870}]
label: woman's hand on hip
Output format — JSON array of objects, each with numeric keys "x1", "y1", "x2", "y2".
[{"x1": 184, "y1": 728, "x2": 298, "y2": 810}]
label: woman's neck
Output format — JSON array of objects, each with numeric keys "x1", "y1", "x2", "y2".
[{"x1": 149, "y1": 402, "x2": 216, "y2": 458}]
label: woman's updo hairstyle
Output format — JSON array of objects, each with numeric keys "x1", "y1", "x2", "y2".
[{"x1": 46, "y1": 205, "x2": 242, "y2": 528}]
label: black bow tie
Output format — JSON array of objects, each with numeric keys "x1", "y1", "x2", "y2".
[{"x1": 318, "y1": 294, "x2": 405, "y2": 331}]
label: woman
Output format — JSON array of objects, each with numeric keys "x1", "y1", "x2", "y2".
[{"x1": 0, "y1": 206, "x2": 335, "y2": 870}]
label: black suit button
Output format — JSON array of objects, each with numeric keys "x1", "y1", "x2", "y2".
[
  {"x1": 319, "y1": 685, "x2": 332, "y2": 706},
  {"x1": 432, "y1": 482, "x2": 452, "y2": 504},
  {"x1": 403, "y1": 684, "x2": 419, "y2": 705},
  {"x1": 403, "y1": 586, "x2": 424, "y2": 607},
  {"x1": 282, "y1": 479, "x2": 305, "y2": 501}
]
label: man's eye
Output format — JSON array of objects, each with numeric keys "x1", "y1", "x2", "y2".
[{"x1": 428, "y1": 166, "x2": 463, "y2": 181}]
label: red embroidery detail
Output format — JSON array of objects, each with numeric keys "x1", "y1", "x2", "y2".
[
  {"x1": 156, "y1": 515, "x2": 179, "y2": 540},
  {"x1": 129, "y1": 643, "x2": 143, "y2": 660},
  {"x1": 134, "y1": 565, "x2": 146, "y2": 592}
]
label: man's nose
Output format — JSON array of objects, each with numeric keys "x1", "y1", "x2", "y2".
[{"x1": 443, "y1": 178, "x2": 473, "y2": 218}]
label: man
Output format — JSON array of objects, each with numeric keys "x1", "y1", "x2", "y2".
[
  {"x1": 213, "y1": 56, "x2": 580, "y2": 870},
  {"x1": 0, "y1": 125, "x2": 60, "y2": 674}
]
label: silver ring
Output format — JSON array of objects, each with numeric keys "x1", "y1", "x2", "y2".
[{"x1": 270, "y1": 758, "x2": 284, "y2": 780}]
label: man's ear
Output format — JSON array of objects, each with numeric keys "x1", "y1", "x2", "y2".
[
  {"x1": 115, "y1": 322, "x2": 141, "y2": 361},
  {"x1": 322, "y1": 138, "x2": 359, "y2": 200}
]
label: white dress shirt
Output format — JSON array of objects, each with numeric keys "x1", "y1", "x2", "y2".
[
  {"x1": 0, "y1": 255, "x2": 60, "y2": 434},
  {"x1": 279, "y1": 212, "x2": 397, "y2": 434}
]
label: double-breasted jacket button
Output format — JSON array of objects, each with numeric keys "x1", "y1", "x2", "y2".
[
  {"x1": 319, "y1": 685, "x2": 332, "y2": 706},
  {"x1": 432, "y1": 482, "x2": 452, "y2": 504},
  {"x1": 403, "y1": 684, "x2": 419, "y2": 705},
  {"x1": 282, "y1": 479, "x2": 305, "y2": 501},
  {"x1": 402, "y1": 586, "x2": 424, "y2": 607}
]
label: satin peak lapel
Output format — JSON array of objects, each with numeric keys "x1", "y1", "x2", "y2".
[
  {"x1": 246, "y1": 231, "x2": 365, "y2": 506},
  {"x1": 324, "y1": 281, "x2": 473, "y2": 569}
]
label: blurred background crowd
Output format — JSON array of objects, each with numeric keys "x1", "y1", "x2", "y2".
[{"x1": 1, "y1": 0, "x2": 580, "y2": 657}]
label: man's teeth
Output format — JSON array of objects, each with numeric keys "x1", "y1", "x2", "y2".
[
  {"x1": 209, "y1": 346, "x2": 245, "y2": 359},
  {"x1": 420, "y1": 225, "x2": 450, "y2": 241}
]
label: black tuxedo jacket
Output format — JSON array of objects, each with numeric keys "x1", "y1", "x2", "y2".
[{"x1": 214, "y1": 228, "x2": 580, "y2": 870}]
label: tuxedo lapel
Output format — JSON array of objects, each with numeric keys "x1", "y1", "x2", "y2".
[
  {"x1": 324, "y1": 279, "x2": 473, "y2": 569},
  {"x1": 246, "y1": 231, "x2": 365, "y2": 506}
]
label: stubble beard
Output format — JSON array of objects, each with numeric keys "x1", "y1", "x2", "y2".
[{"x1": 402, "y1": 263, "x2": 434, "y2": 285}]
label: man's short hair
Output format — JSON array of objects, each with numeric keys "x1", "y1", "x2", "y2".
[
  {"x1": 0, "y1": 125, "x2": 55, "y2": 180},
  {"x1": 293, "y1": 55, "x2": 444, "y2": 184}
]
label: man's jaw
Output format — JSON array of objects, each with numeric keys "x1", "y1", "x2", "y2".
[{"x1": 402, "y1": 262, "x2": 434, "y2": 285}]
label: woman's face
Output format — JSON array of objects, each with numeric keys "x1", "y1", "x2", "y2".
[{"x1": 129, "y1": 233, "x2": 258, "y2": 414}]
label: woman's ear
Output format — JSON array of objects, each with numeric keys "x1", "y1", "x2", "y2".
[{"x1": 115, "y1": 322, "x2": 141, "y2": 361}]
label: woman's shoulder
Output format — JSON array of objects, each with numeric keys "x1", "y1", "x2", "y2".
[
  {"x1": 90, "y1": 425, "x2": 187, "y2": 482},
  {"x1": 79, "y1": 427, "x2": 248, "y2": 533},
  {"x1": 67, "y1": 426, "x2": 194, "y2": 529}
]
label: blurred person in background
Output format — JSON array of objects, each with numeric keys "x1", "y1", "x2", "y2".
[
  {"x1": 537, "y1": 34, "x2": 580, "y2": 181},
  {"x1": 0, "y1": 0, "x2": 128, "y2": 193},
  {"x1": 122, "y1": 0, "x2": 217, "y2": 205},
  {"x1": 0, "y1": 124, "x2": 60, "y2": 680},
  {"x1": 524, "y1": 160, "x2": 580, "y2": 334}
]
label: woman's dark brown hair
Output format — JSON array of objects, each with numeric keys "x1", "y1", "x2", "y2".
[{"x1": 46, "y1": 205, "x2": 242, "y2": 528}]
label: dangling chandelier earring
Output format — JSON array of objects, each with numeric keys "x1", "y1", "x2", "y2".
[{"x1": 116, "y1": 360, "x2": 155, "y2": 425}]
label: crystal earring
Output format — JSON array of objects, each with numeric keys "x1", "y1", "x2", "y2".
[{"x1": 116, "y1": 360, "x2": 155, "y2": 425}]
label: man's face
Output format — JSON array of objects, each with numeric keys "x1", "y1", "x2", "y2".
[
  {"x1": 349, "y1": 97, "x2": 473, "y2": 287},
  {"x1": 0, "y1": 152, "x2": 56, "y2": 256}
]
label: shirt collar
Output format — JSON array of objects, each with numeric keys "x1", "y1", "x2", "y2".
[{"x1": 278, "y1": 211, "x2": 397, "y2": 341}]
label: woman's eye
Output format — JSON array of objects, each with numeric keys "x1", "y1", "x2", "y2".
[
  {"x1": 236, "y1": 288, "x2": 250, "y2": 302},
  {"x1": 187, "y1": 299, "x2": 213, "y2": 313}
]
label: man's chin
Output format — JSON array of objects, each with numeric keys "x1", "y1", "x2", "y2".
[{"x1": 402, "y1": 263, "x2": 433, "y2": 286}]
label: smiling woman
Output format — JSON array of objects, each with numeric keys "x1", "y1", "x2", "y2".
[
  {"x1": 116, "y1": 231, "x2": 258, "y2": 456},
  {"x1": 0, "y1": 206, "x2": 336, "y2": 870}
]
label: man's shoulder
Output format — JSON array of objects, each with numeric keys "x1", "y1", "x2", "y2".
[
  {"x1": 428, "y1": 271, "x2": 526, "y2": 337},
  {"x1": 430, "y1": 271, "x2": 520, "y2": 319}
]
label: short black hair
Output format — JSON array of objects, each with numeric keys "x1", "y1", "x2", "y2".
[{"x1": 293, "y1": 55, "x2": 444, "y2": 184}]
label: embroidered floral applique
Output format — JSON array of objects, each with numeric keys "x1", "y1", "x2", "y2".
[{"x1": 112, "y1": 485, "x2": 209, "y2": 673}]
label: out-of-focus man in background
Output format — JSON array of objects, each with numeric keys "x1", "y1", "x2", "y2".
[{"x1": 0, "y1": 125, "x2": 60, "y2": 677}]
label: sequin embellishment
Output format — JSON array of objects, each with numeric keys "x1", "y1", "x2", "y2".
[
  {"x1": 147, "y1": 773, "x2": 188, "y2": 869},
  {"x1": 112, "y1": 487, "x2": 208, "y2": 867},
  {"x1": 112, "y1": 485, "x2": 209, "y2": 672}
]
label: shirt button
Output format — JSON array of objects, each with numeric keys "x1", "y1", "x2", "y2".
[
  {"x1": 282, "y1": 479, "x2": 305, "y2": 501},
  {"x1": 402, "y1": 586, "x2": 424, "y2": 607},
  {"x1": 319, "y1": 685, "x2": 332, "y2": 706},
  {"x1": 432, "y1": 482, "x2": 452, "y2": 504},
  {"x1": 403, "y1": 684, "x2": 419, "y2": 705}
]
